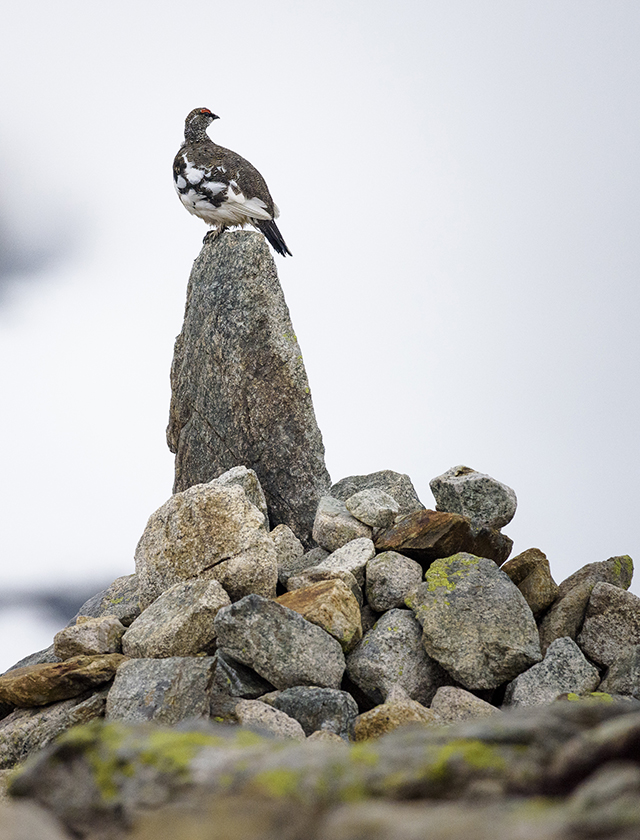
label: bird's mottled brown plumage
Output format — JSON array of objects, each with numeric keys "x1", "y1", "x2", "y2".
[{"x1": 173, "y1": 108, "x2": 292, "y2": 257}]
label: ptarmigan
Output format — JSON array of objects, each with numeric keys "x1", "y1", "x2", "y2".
[{"x1": 173, "y1": 107, "x2": 292, "y2": 257}]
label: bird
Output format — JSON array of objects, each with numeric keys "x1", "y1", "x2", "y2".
[{"x1": 173, "y1": 108, "x2": 292, "y2": 257}]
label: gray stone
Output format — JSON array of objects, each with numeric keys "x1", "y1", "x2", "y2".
[
  {"x1": 270, "y1": 524, "x2": 305, "y2": 586},
  {"x1": 312, "y1": 537, "x2": 375, "y2": 586},
  {"x1": 233, "y1": 699, "x2": 306, "y2": 740},
  {"x1": 135, "y1": 482, "x2": 277, "y2": 608},
  {"x1": 122, "y1": 579, "x2": 230, "y2": 658},
  {"x1": 211, "y1": 652, "x2": 275, "y2": 699},
  {"x1": 214, "y1": 594, "x2": 345, "y2": 689},
  {"x1": 538, "y1": 581, "x2": 594, "y2": 655},
  {"x1": 500, "y1": 548, "x2": 559, "y2": 616},
  {"x1": 12, "y1": 700, "x2": 640, "y2": 838},
  {"x1": 430, "y1": 686, "x2": 502, "y2": 723},
  {"x1": 53, "y1": 616, "x2": 125, "y2": 659},
  {"x1": 0, "y1": 690, "x2": 107, "y2": 769},
  {"x1": 429, "y1": 465, "x2": 517, "y2": 529},
  {"x1": 346, "y1": 609, "x2": 448, "y2": 706},
  {"x1": 503, "y1": 637, "x2": 600, "y2": 707},
  {"x1": 331, "y1": 471, "x2": 425, "y2": 517},
  {"x1": 600, "y1": 646, "x2": 640, "y2": 699},
  {"x1": 312, "y1": 496, "x2": 372, "y2": 553},
  {"x1": 286, "y1": 567, "x2": 362, "y2": 606},
  {"x1": 557, "y1": 555, "x2": 633, "y2": 599},
  {"x1": 260, "y1": 686, "x2": 359, "y2": 740},
  {"x1": 406, "y1": 553, "x2": 541, "y2": 689},
  {"x1": 167, "y1": 231, "x2": 330, "y2": 545},
  {"x1": 578, "y1": 582, "x2": 640, "y2": 666},
  {"x1": 105, "y1": 657, "x2": 216, "y2": 724},
  {"x1": 211, "y1": 465, "x2": 269, "y2": 525},
  {"x1": 4, "y1": 646, "x2": 60, "y2": 674},
  {"x1": 69, "y1": 574, "x2": 141, "y2": 627},
  {"x1": 365, "y1": 551, "x2": 423, "y2": 612},
  {"x1": 344, "y1": 489, "x2": 399, "y2": 528},
  {"x1": 360, "y1": 604, "x2": 381, "y2": 635}
]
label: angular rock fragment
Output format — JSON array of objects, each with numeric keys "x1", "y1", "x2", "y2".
[
  {"x1": 233, "y1": 699, "x2": 305, "y2": 740},
  {"x1": 122, "y1": 580, "x2": 230, "y2": 658},
  {"x1": 69, "y1": 574, "x2": 141, "y2": 627},
  {"x1": 167, "y1": 231, "x2": 331, "y2": 545},
  {"x1": 0, "y1": 654, "x2": 126, "y2": 707},
  {"x1": 270, "y1": 524, "x2": 306, "y2": 586},
  {"x1": 557, "y1": 555, "x2": 633, "y2": 599},
  {"x1": 347, "y1": 609, "x2": 448, "y2": 706},
  {"x1": 54, "y1": 616, "x2": 125, "y2": 659},
  {"x1": 286, "y1": 567, "x2": 362, "y2": 606},
  {"x1": 312, "y1": 537, "x2": 375, "y2": 586},
  {"x1": 135, "y1": 482, "x2": 277, "y2": 608},
  {"x1": 260, "y1": 686, "x2": 359, "y2": 740},
  {"x1": 600, "y1": 646, "x2": 640, "y2": 699},
  {"x1": 312, "y1": 496, "x2": 372, "y2": 553},
  {"x1": 331, "y1": 470, "x2": 424, "y2": 517},
  {"x1": 374, "y1": 510, "x2": 512, "y2": 567},
  {"x1": 430, "y1": 686, "x2": 502, "y2": 723},
  {"x1": 105, "y1": 657, "x2": 216, "y2": 724},
  {"x1": 0, "y1": 690, "x2": 107, "y2": 770},
  {"x1": 503, "y1": 637, "x2": 600, "y2": 707},
  {"x1": 406, "y1": 553, "x2": 541, "y2": 689},
  {"x1": 276, "y1": 579, "x2": 362, "y2": 652},
  {"x1": 344, "y1": 489, "x2": 399, "y2": 528},
  {"x1": 211, "y1": 652, "x2": 275, "y2": 699},
  {"x1": 500, "y1": 548, "x2": 559, "y2": 616},
  {"x1": 578, "y1": 583, "x2": 640, "y2": 666},
  {"x1": 365, "y1": 551, "x2": 423, "y2": 612},
  {"x1": 214, "y1": 594, "x2": 346, "y2": 689},
  {"x1": 538, "y1": 582, "x2": 594, "y2": 655},
  {"x1": 211, "y1": 465, "x2": 269, "y2": 525},
  {"x1": 354, "y1": 698, "x2": 439, "y2": 740},
  {"x1": 429, "y1": 465, "x2": 517, "y2": 529}
]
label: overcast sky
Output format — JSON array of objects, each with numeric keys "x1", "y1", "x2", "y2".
[{"x1": 1, "y1": 0, "x2": 639, "y2": 618}]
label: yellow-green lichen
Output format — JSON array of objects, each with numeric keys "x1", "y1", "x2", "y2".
[
  {"x1": 424, "y1": 554, "x2": 480, "y2": 596},
  {"x1": 349, "y1": 742, "x2": 380, "y2": 767},
  {"x1": 566, "y1": 691, "x2": 614, "y2": 704},
  {"x1": 252, "y1": 767, "x2": 301, "y2": 798},
  {"x1": 427, "y1": 739, "x2": 506, "y2": 782}
]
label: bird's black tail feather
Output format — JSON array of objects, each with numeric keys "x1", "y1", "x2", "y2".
[{"x1": 255, "y1": 219, "x2": 292, "y2": 257}]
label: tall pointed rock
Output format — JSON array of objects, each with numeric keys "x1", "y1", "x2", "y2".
[{"x1": 167, "y1": 231, "x2": 330, "y2": 545}]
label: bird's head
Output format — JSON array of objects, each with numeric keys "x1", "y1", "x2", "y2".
[{"x1": 184, "y1": 108, "x2": 219, "y2": 141}]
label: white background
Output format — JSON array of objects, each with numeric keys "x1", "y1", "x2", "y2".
[{"x1": 1, "y1": 1, "x2": 638, "y2": 668}]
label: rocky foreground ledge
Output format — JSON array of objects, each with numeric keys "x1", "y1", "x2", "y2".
[{"x1": 0, "y1": 465, "x2": 640, "y2": 838}]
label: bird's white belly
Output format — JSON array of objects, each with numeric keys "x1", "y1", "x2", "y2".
[{"x1": 175, "y1": 177, "x2": 272, "y2": 228}]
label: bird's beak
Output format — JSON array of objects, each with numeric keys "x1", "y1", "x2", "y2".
[{"x1": 211, "y1": 114, "x2": 220, "y2": 121}]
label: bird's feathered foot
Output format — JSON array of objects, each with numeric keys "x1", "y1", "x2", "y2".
[
  {"x1": 254, "y1": 219, "x2": 292, "y2": 257},
  {"x1": 203, "y1": 226, "x2": 226, "y2": 245}
]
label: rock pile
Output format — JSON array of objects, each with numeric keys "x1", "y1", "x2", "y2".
[{"x1": 1, "y1": 463, "x2": 640, "y2": 838}]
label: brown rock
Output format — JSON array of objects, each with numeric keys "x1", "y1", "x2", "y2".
[
  {"x1": 500, "y1": 548, "x2": 559, "y2": 616},
  {"x1": 276, "y1": 580, "x2": 363, "y2": 652},
  {"x1": 354, "y1": 698, "x2": 440, "y2": 740},
  {"x1": 0, "y1": 655, "x2": 126, "y2": 707},
  {"x1": 374, "y1": 509, "x2": 512, "y2": 566},
  {"x1": 538, "y1": 582, "x2": 594, "y2": 655}
]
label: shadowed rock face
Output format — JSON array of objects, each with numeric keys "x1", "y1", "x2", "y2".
[{"x1": 167, "y1": 231, "x2": 330, "y2": 545}]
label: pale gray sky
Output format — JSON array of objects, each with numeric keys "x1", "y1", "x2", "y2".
[{"x1": 0, "y1": 0, "x2": 638, "y2": 614}]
